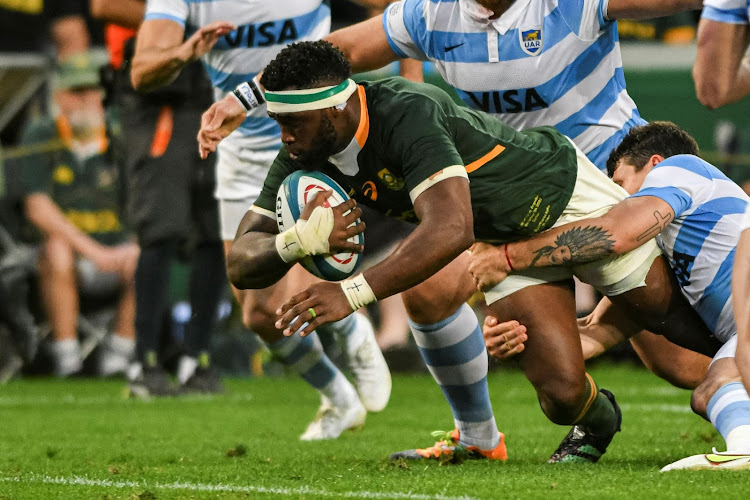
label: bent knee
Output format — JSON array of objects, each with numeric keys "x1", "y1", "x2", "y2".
[
  {"x1": 691, "y1": 373, "x2": 742, "y2": 418},
  {"x1": 535, "y1": 378, "x2": 589, "y2": 425},
  {"x1": 39, "y1": 238, "x2": 75, "y2": 273}
]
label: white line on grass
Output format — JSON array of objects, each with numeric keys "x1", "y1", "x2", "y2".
[
  {"x1": 619, "y1": 403, "x2": 692, "y2": 413},
  {"x1": 0, "y1": 474, "x2": 480, "y2": 500},
  {"x1": 0, "y1": 393, "x2": 254, "y2": 407}
]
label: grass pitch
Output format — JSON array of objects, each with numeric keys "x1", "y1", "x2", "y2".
[{"x1": 1, "y1": 364, "x2": 749, "y2": 499}]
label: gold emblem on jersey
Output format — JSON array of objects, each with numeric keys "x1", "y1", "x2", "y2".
[
  {"x1": 53, "y1": 165, "x2": 75, "y2": 185},
  {"x1": 377, "y1": 168, "x2": 405, "y2": 190}
]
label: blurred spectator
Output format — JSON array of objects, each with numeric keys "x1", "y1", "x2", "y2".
[
  {"x1": 92, "y1": 0, "x2": 226, "y2": 396},
  {"x1": 18, "y1": 52, "x2": 138, "y2": 377},
  {"x1": 617, "y1": 12, "x2": 697, "y2": 44},
  {"x1": 0, "y1": 0, "x2": 91, "y2": 147}
]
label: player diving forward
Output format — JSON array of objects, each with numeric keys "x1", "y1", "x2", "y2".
[
  {"x1": 473, "y1": 122, "x2": 750, "y2": 470},
  {"x1": 132, "y1": 0, "x2": 392, "y2": 439},
  {"x1": 229, "y1": 41, "x2": 719, "y2": 463}
]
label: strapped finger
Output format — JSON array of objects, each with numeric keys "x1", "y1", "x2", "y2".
[
  {"x1": 344, "y1": 222, "x2": 366, "y2": 238},
  {"x1": 342, "y1": 206, "x2": 363, "y2": 225}
]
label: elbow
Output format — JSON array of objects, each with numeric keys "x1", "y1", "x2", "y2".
[
  {"x1": 226, "y1": 249, "x2": 251, "y2": 290},
  {"x1": 89, "y1": 0, "x2": 105, "y2": 20},
  {"x1": 130, "y1": 66, "x2": 147, "y2": 92},
  {"x1": 693, "y1": 68, "x2": 730, "y2": 110}
]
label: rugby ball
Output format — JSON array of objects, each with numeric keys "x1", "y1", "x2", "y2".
[{"x1": 276, "y1": 170, "x2": 364, "y2": 281}]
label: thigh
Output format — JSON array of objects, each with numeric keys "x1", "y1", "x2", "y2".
[
  {"x1": 610, "y1": 255, "x2": 723, "y2": 357},
  {"x1": 630, "y1": 330, "x2": 711, "y2": 390},
  {"x1": 400, "y1": 251, "x2": 476, "y2": 324},
  {"x1": 489, "y1": 280, "x2": 585, "y2": 394}
]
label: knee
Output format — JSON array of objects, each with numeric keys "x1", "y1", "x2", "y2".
[
  {"x1": 535, "y1": 376, "x2": 589, "y2": 425},
  {"x1": 691, "y1": 373, "x2": 742, "y2": 419},
  {"x1": 39, "y1": 238, "x2": 75, "y2": 275},
  {"x1": 240, "y1": 299, "x2": 278, "y2": 337},
  {"x1": 402, "y1": 286, "x2": 466, "y2": 325}
]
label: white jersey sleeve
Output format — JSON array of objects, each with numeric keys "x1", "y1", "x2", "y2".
[
  {"x1": 383, "y1": 0, "x2": 429, "y2": 61},
  {"x1": 145, "y1": 0, "x2": 188, "y2": 26},
  {"x1": 742, "y1": 203, "x2": 750, "y2": 231},
  {"x1": 571, "y1": 0, "x2": 611, "y2": 40},
  {"x1": 629, "y1": 155, "x2": 713, "y2": 217},
  {"x1": 701, "y1": 0, "x2": 749, "y2": 24}
]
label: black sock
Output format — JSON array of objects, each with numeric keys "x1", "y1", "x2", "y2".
[
  {"x1": 184, "y1": 241, "x2": 225, "y2": 360},
  {"x1": 135, "y1": 240, "x2": 178, "y2": 365}
]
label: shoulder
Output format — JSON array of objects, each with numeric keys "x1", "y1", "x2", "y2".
[{"x1": 653, "y1": 154, "x2": 726, "y2": 183}]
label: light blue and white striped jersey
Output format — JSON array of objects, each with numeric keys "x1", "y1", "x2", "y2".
[
  {"x1": 144, "y1": 0, "x2": 331, "y2": 150},
  {"x1": 383, "y1": 0, "x2": 646, "y2": 170},
  {"x1": 631, "y1": 155, "x2": 750, "y2": 343},
  {"x1": 702, "y1": 0, "x2": 750, "y2": 24}
]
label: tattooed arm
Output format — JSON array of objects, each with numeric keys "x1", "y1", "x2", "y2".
[{"x1": 468, "y1": 196, "x2": 674, "y2": 291}]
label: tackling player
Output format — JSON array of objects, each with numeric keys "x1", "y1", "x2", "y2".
[
  {"x1": 199, "y1": 0, "x2": 709, "y2": 458},
  {"x1": 230, "y1": 41, "x2": 718, "y2": 464},
  {"x1": 473, "y1": 122, "x2": 750, "y2": 470},
  {"x1": 131, "y1": 0, "x2": 392, "y2": 440}
]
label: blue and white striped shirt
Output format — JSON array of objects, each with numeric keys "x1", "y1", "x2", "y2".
[
  {"x1": 631, "y1": 155, "x2": 750, "y2": 343},
  {"x1": 144, "y1": 0, "x2": 331, "y2": 151},
  {"x1": 383, "y1": 0, "x2": 646, "y2": 171},
  {"x1": 702, "y1": 0, "x2": 750, "y2": 24}
]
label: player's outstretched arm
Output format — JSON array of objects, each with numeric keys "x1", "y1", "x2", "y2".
[
  {"x1": 606, "y1": 0, "x2": 702, "y2": 20},
  {"x1": 693, "y1": 19, "x2": 750, "y2": 109},
  {"x1": 227, "y1": 193, "x2": 365, "y2": 290},
  {"x1": 733, "y1": 226, "x2": 750, "y2": 389},
  {"x1": 468, "y1": 195, "x2": 675, "y2": 291},
  {"x1": 324, "y1": 16, "x2": 400, "y2": 74},
  {"x1": 131, "y1": 19, "x2": 235, "y2": 92},
  {"x1": 276, "y1": 177, "x2": 474, "y2": 337}
]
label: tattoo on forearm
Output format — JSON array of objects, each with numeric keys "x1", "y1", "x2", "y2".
[
  {"x1": 529, "y1": 226, "x2": 615, "y2": 267},
  {"x1": 637, "y1": 210, "x2": 673, "y2": 242}
]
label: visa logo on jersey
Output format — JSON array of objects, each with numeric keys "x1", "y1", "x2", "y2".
[
  {"x1": 220, "y1": 19, "x2": 299, "y2": 49},
  {"x1": 463, "y1": 88, "x2": 549, "y2": 114},
  {"x1": 520, "y1": 28, "x2": 543, "y2": 56}
]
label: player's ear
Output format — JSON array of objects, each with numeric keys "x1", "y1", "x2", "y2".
[{"x1": 648, "y1": 154, "x2": 665, "y2": 167}]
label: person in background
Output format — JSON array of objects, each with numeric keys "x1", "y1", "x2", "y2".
[
  {"x1": 91, "y1": 0, "x2": 227, "y2": 397},
  {"x1": 19, "y1": 52, "x2": 139, "y2": 377}
]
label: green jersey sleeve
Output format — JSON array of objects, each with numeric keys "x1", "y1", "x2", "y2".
[
  {"x1": 381, "y1": 93, "x2": 466, "y2": 204},
  {"x1": 18, "y1": 118, "x2": 56, "y2": 197},
  {"x1": 251, "y1": 149, "x2": 299, "y2": 220}
]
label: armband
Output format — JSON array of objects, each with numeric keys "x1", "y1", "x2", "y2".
[
  {"x1": 340, "y1": 274, "x2": 377, "y2": 311},
  {"x1": 233, "y1": 77, "x2": 266, "y2": 112}
]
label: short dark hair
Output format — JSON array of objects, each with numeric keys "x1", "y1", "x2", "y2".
[
  {"x1": 260, "y1": 40, "x2": 351, "y2": 92},
  {"x1": 605, "y1": 121, "x2": 700, "y2": 178}
]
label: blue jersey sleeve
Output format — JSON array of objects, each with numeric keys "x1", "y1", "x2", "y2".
[
  {"x1": 383, "y1": 0, "x2": 429, "y2": 61},
  {"x1": 145, "y1": 0, "x2": 188, "y2": 26},
  {"x1": 702, "y1": 0, "x2": 749, "y2": 24}
]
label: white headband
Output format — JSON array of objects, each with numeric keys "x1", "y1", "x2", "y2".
[{"x1": 265, "y1": 79, "x2": 357, "y2": 113}]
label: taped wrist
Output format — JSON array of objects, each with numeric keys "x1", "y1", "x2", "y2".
[
  {"x1": 232, "y1": 77, "x2": 266, "y2": 112},
  {"x1": 340, "y1": 274, "x2": 377, "y2": 311},
  {"x1": 275, "y1": 205, "x2": 334, "y2": 263}
]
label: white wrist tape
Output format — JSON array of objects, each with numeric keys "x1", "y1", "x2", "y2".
[
  {"x1": 340, "y1": 274, "x2": 377, "y2": 311},
  {"x1": 275, "y1": 205, "x2": 334, "y2": 263}
]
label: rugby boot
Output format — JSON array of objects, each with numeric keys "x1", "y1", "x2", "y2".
[
  {"x1": 548, "y1": 388, "x2": 622, "y2": 464},
  {"x1": 661, "y1": 450, "x2": 750, "y2": 471},
  {"x1": 390, "y1": 429, "x2": 507, "y2": 464}
]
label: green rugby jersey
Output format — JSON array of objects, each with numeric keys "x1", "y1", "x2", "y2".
[
  {"x1": 19, "y1": 117, "x2": 127, "y2": 246},
  {"x1": 254, "y1": 77, "x2": 578, "y2": 243}
]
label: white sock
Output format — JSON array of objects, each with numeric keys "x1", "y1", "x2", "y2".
[
  {"x1": 52, "y1": 338, "x2": 81, "y2": 377},
  {"x1": 177, "y1": 355, "x2": 198, "y2": 384},
  {"x1": 319, "y1": 371, "x2": 359, "y2": 409}
]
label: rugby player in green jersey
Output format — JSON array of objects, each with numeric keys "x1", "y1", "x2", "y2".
[{"x1": 227, "y1": 41, "x2": 718, "y2": 464}]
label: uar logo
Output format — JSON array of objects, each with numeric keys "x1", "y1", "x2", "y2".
[{"x1": 520, "y1": 28, "x2": 543, "y2": 56}]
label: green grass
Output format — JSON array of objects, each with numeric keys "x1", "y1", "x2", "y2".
[{"x1": 1, "y1": 365, "x2": 749, "y2": 499}]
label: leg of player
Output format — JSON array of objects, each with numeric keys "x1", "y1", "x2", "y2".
[
  {"x1": 662, "y1": 343, "x2": 750, "y2": 471},
  {"x1": 390, "y1": 253, "x2": 507, "y2": 462},
  {"x1": 491, "y1": 279, "x2": 622, "y2": 464},
  {"x1": 582, "y1": 297, "x2": 711, "y2": 390},
  {"x1": 225, "y1": 239, "x2": 366, "y2": 441}
]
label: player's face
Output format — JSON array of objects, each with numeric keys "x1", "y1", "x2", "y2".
[
  {"x1": 272, "y1": 109, "x2": 338, "y2": 165},
  {"x1": 55, "y1": 87, "x2": 105, "y2": 140},
  {"x1": 475, "y1": 0, "x2": 517, "y2": 18},
  {"x1": 611, "y1": 158, "x2": 649, "y2": 195}
]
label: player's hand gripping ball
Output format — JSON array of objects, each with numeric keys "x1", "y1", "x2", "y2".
[{"x1": 276, "y1": 171, "x2": 364, "y2": 280}]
